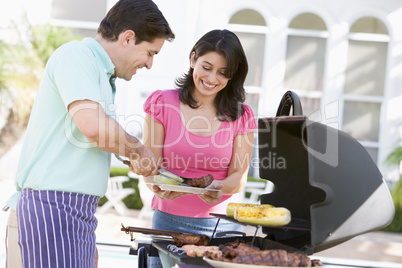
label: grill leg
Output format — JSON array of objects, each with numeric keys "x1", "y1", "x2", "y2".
[{"x1": 138, "y1": 247, "x2": 148, "y2": 268}]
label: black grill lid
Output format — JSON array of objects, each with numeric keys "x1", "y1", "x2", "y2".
[{"x1": 258, "y1": 91, "x2": 395, "y2": 253}]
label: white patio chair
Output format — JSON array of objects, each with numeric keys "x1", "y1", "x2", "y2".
[
  {"x1": 97, "y1": 175, "x2": 135, "y2": 216},
  {"x1": 128, "y1": 171, "x2": 154, "y2": 220},
  {"x1": 241, "y1": 180, "x2": 274, "y2": 204}
]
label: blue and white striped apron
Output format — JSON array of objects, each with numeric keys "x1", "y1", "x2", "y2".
[{"x1": 16, "y1": 188, "x2": 100, "y2": 268}]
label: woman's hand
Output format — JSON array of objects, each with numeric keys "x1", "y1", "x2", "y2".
[
  {"x1": 151, "y1": 184, "x2": 192, "y2": 200},
  {"x1": 198, "y1": 181, "x2": 223, "y2": 204}
]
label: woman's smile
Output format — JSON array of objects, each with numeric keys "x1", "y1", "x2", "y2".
[{"x1": 202, "y1": 80, "x2": 217, "y2": 89}]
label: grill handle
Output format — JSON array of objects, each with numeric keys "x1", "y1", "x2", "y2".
[
  {"x1": 276, "y1": 90, "x2": 303, "y2": 116},
  {"x1": 137, "y1": 247, "x2": 148, "y2": 268}
]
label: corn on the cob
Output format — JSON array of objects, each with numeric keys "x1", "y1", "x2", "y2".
[
  {"x1": 226, "y1": 203, "x2": 274, "y2": 218},
  {"x1": 162, "y1": 172, "x2": 184, "y2": 183},
  {"x1": 234, "y1": 206, "x2": 291, "y2": 226},
  {"x1": 153, "y1": 175, "x2": 180, "y2": 185}
]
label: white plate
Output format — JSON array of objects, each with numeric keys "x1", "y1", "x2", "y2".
[
  {"x1": 202, "y1": 257, "x2": 284, "y2": 268},
  {"x1": 146, "y1": 183, "x2": 220, "y2": 194},
  {"x1": 202, "y1": 257, "x2": 324, "y2": 268}
]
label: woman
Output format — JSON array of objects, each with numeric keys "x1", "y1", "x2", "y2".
[{"x1": 143, "y1": 29, "x2": 257, "y2": 237}]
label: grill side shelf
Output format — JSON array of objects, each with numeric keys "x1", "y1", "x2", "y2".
[{"x1": 209, "y1": 213, "x2": 311, "y2": 232}]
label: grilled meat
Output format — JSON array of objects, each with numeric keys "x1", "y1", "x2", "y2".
[
  {"x1": 184, "y1": 174, "x2": 214, "y2": 188},
  {"x1": 232, "y1": 249, "x2": 290, "y2": 266},
  {"x1": 219, "y1": 242, "x2": 260, "y2": 258},
  {"x1": 223, "y1": 239, "x2": 243, "y2": 248},
  {"x1": 205, "y1": 240, "x2": 322, "y2": 267},
  {"x1": 311, "y1": 259, "x2": 323, "y2": 267},
  {"x1": 172, "y1": 233, "x2": 210, "y2": 246},
  {"x1": 233, "y1": 241, "x2": 260, "y2": 254},
  {"x1": 288, "y1": 252, "x2": 312, "y2": 266},
  {"x1": 205, "y1": 250, "x2": 225, "y2": 261},
  {"x1": 182, "y1": 245, "x2": 221, "y2": 257}
]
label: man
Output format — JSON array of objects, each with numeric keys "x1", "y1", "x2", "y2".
[{"x1": 4, "y1": 0, "x2": 175, "y2": 267}]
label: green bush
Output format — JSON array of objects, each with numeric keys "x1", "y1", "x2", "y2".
[
  {"x1": 247, "y1": 176, "x2": 266, "y2": 183},
  {"x1": 382, "y1": 177, "x2": 402, "y2": 232},
  {"x1": 98, "y1": 167, "x2": 143, "y2": 209}
]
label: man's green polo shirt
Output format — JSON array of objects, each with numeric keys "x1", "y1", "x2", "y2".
[{"x1": 7, "y1": 38, "x2": 116, "y2": 209}]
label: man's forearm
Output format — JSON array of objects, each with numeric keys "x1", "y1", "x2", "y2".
[
  {"x1": 69, "y1": 99, "x2": 144, "y2": 157},
  {"x1": 93, "y1": 108, "x2": 145, "y2": 157},
  {"x1": 69, "y1": 99, "x2": 158, "y2": 176}
]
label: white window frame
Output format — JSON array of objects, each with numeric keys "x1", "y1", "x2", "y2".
[
  {"x1": 226, "y1": 22, "x2": 270, "y2": 116},
  {"x1": 342, "y1": 30, "x2": 389, "y2": 160},
  {"x1": 226, "y1": 14, "x2": 270, "y2": 178},
  {"x1": 285, "y1": 26, "x2": 329, "y2": 107}
]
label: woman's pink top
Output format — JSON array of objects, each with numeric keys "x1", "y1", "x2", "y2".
[{"x1": 143, "y1": 89, "x2": 257, "y2": 218}]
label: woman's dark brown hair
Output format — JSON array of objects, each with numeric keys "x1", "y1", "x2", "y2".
[
  {"x1": 175, "y1": 29, "x2": 248, "y2": 121},
  {"x1": 98, "y1": 0, "x2": 175, "y2": 43}
]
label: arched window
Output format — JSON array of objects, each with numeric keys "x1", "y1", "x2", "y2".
[
  {"x1": 284, "y1": 13, "x2": 328, "y2": 116},
  {"x1": 228, "y1": 9, "x2": 268, "y2": 115},
  {"x1": 342, "y1": 17, "x2": 389, "y2": 163}
]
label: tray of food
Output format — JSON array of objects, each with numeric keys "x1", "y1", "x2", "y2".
[{"x1": 146, "y1": 183, "x2": 220, "y2": 194}]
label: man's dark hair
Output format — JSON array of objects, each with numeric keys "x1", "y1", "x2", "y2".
[
  {"x1": 176, "y1": 29, "x2": 248, "y2": 121},
  {"x1": 98, "y1": 0, "x2": 175, "y2": 43}
]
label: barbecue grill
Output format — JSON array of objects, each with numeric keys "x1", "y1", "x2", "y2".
[{"x1": 125, "y1": 91, "x2": 395, "y2": 268}]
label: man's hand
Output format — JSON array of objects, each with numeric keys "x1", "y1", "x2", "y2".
[{"x1": 129, "y1": 145, "x2": 159, "y2": 177}]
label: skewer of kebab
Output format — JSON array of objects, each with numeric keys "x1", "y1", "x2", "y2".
[{"x1": 121, "y1": 224, "x2": 210, "y2": 246}]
